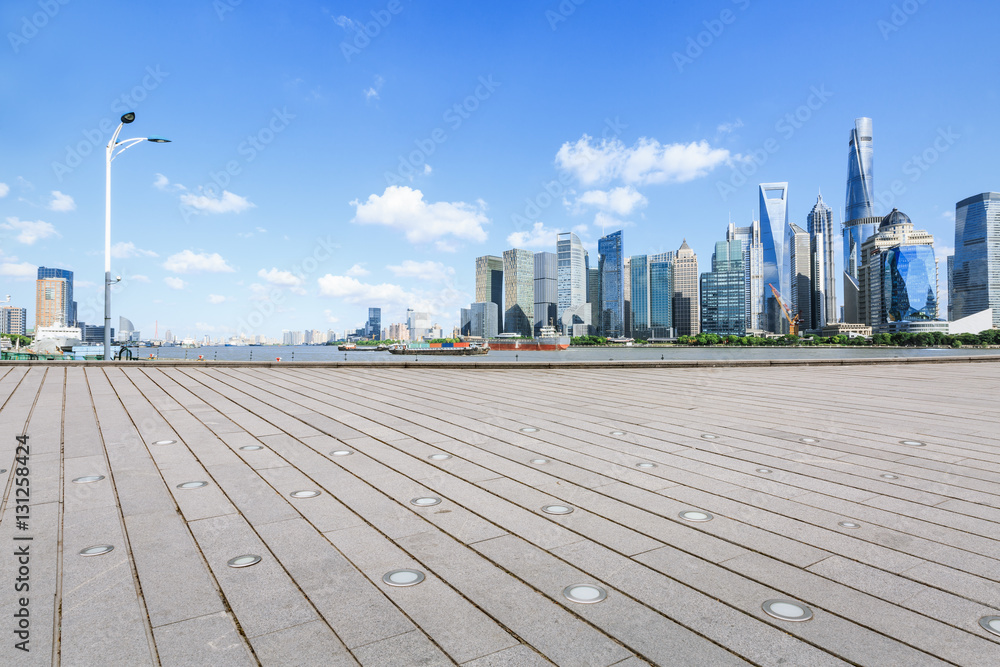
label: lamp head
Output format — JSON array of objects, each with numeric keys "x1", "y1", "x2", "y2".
[
  {"x1": 147, "y1": 136, "x2": 171, "y2": 143},
  {"x1": 120, "y1": 112, "x2": 135, "y2": 124}
]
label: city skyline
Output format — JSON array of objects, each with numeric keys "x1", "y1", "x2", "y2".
[{"x1": 3, "y1": 2, "x2": 997, "y2": 338}]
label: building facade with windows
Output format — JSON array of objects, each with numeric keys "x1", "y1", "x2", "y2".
[
  {"x1": 533, "y1": 252, "x2": 557, "y2": 335},
  {"x1": 951, "y1": 192, "x2": 1000, "y2": 327},
  {"x1": 503, "y1": 248, "x2": 534, "y2": 337},
  {"x1": 807, "y1": 193, "x2": 837, "y2": 327},
  {"x1": 788, "y1": 223, "x2": 813, "y2": 331},
  {"x1": 759, "y1": 183, "x2": 789, "y2": 333},
  {"x1": 672, "y1": 240, "x2": 699, "y2": 336},
  {"x1": 597, "y1": 231, "x2": 625, "y2": 337},
  {"x1": 700, "y1": 240, "x2": 746, "y2": 336},
  {"x1": 475, "y1": 255, "x2": 503, "y2": 316},
  {"x1": 0, "y1": 306, "x2": 26, "y2": 336}
]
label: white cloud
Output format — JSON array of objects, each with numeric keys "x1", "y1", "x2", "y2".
[
  {"x1": 1, "y1": 217, "x2": 60, "y2": 245},
  {"x1": 164, "y1": 276, "x2": 187, "y2": 290},
  {"x1": 423, "y1": 164, "x2": 432, "y2": 175},
  {"x1": 435, "y1": 240, "x2": 459, "y2": 253},
  {"x1": 163, "y1": 250, "x2": 235, "y2": 273},
  {"x1": 255, "y1": 226, "x2": 267, "y2": 233},
  {"x1": 716, "y1": 119, "x2": 744, "y2": 135},
  {"x1": 942, "y1": 211, "x2": 955, "y2": 221},
  {"x1": 555, "y1": 134, "x2": 736, "y2": 186},
  {"x1": 364, "y1": 75, "x2": 384, "y2": 101},
  {"x1": 387, "y1": 260, "x2": 455, "y2": 283},
  {"x1": 257, "y1": 267, "x2": 306, "y2": 294},
  {"x1": 207, "y1": 294, "x2": 226, "y2": 304},
  {"x1": 0, "y1": 261, "x2": 36, "y2": 279},
  {"x1": 111, "y1": 241, "x2": 158, "y2": 258},
  {"x1": 575, "y1": 186, "x2": 647, "y2": 216},
  {"x1": 156, "y1": 174, "x2": 254, "y2": 214},
  {"x1": 180, "y1": 189, "x2": 255, "y2": 214},
  {"x1": 345, "y1": 263, "x2": 370, "y2": 277},
  {"x1": 317, "y1": 275, "x2": 410, "y2": 305},
  {"x1": 323, "y1": 309, "x2": 340, "y2": 324},
  {"x1": 47, "y1": 190, "x2": 75, "y2": 212},
  {"x1": 0, "y1": 183, "x2": 8, "y2": 197},
  {"x1": 507, "y1": 222, "x2": 562, "y2": 249},
  {"x1": 594, "y1": 211, "x2": 633, "y2": 231},
  {"x1": 350, "y1": 186, "x2": 489, "y2": 245}
]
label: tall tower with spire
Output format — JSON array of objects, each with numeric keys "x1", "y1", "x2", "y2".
[
  {"x1": 843, "y1": 117, "x2": 881, "y2": 322},
  {"x1": 808, "y1": 193, "x2": 837, "y2": 326}
]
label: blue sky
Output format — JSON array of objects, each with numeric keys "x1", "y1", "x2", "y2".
[{"x1": 2, "y1": 0, "x2": 998, "y2": 338}]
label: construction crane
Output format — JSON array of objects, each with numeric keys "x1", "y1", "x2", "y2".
[{"x1": 768, "y1": 283, "x2": 801, "y2": 336}]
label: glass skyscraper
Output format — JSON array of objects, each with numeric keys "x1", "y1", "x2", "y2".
[
  {"x1": 629, "y1": 255, "x2": 649, "y2": 339},
  {"x1": 587, "y1": 267, "x2": 600, "y2": 334},
  {"x1": 475, "y1": 255, "x2": 503, "y2": 316},
  {"x1": 807, "y1": 194, "x2": 836, "y2": 326},
  {"x1": 366, "y1": 307, "x2": 381, "y2": 340},
  {"x1": 843, "y1": 117, "x2": 880, "y2": 323},
  {"x1": 503, "y1": 248, "x2": 534, "y2": 337},
  {"x1": 788, "y1": 223, "x2": 812, "y2": 331},
  {"x1": 598, "y1": 231, "x2": 625, "y2": 337},
  {"x1": 952, "y1": 192, "x2": 1000, "y2": 326},
  {"x1": 649, "y1": 253, "x2": 674, "y2": 338},
  {"x1": 470, "y1": 301, "x2": 499, "y2": 338},
  {"x1": 556, "y1": 232, "x2": 587, "y2": 330},
  {"x1": 758, "y1": 183, "x2": 788, "y2": 332},
  {"x1": 533, "y1": 251, "x2": 558, "y2": 334},
  {"x1": 35, "y1": 266, "x2": 76, "y2": 329},
  {"x1": 700, "y1": 240, "x2": 745, "y2": 335},
  {"x1": 727, "y1": 220, "x2": 764, "y2": 332}
]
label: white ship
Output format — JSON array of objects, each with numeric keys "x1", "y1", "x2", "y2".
[{"x1": 31, "y1": 322, "x2": 83, "y2": 354}]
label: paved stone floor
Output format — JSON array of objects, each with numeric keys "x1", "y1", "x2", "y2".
[{"x1": 2, "y1": 361, "x2": 1000, "y2": 665}]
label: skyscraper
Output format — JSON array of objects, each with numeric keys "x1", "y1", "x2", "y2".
[
  {"x1": 788, "y1": 223, "x2": 812, "y2": 331},
  {"x1": 759, "y1": 183, "x2": 789, "y2": 332},
  {"x1": 556, "y1": 232, "x2": 587, "y2": 331},
  {"x1": 0, "y1": 306, "x2": 26, "y2": 336},
  {"x1": 475, "y1": 255, "x2": 503, "y2": 316},
  {"x1": 587, "y1": 267, "x2": 600, "y2": 334},
  {"x1": 807, "y1": 193, "x2": 836, "y2": 326},
  {"x1": 597, "y1": 231, "x2": 625, "y2": 337},
  {"x1": 672, "y1": 240, "x2": 699, "y2": 336},
  {"x1": 947, "y1": 254, "x2": 955, "y2": 321},
  {"x1": 952, "y1": 192, "x2": 1000, "y2": 327},
  {"x1": 470, "y1": 301, "x2": 500, "y2": 338},
  {"x1": 700, "y1": 240, "x2": 745, "y2": 335},
  {"x1": 649, "y1": 252, "x2": 674, "y2": 338},
  {"x1": 35, "y1": 266, "x2": 76, "y2": 329},
  {"x1": 623, "y1": 257, "x2": 631, "y2": 337},
  {"x1": 727, "y1": 220, "x2": 764, "y2": 332},
  {"x1": 859, "y1": 209, "x2": 938, "y2": 330},
  {"x1": 366, "y1": 307, "x2": 381, "y2": 340},
  {"x1": 533, "y1": 252, "x2": 557, "y2": 335},
  {"x1": 843, "y1": 117, "x2": 881, "y2": 323},
  {"x1": 503, "y1": 248, "x2": 534, "y2": 337},
  {"x1": 629, "y1": 255, "x2": 649, "y2": 339}
]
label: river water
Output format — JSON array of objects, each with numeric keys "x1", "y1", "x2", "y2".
[{"x1": 150, "y1": 345, "x2": 1000, "y2": 363}]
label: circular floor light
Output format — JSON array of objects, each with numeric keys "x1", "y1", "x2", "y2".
[
  {"x1": 520, "y1": 427, "x2": 539, "y2": 433},
  {"x1": 880, "y1": 473, "x2": 899, "y2": 480},
  {"x1": 176, "y1": 481, "x2": 208, "y2": 490},
  {"x1": 152, "y1": 439, "x2": 176, "y2": 445},
  {"x1": 72, "y1": 475, "x2": 105, "y2": 484},
  {"x1": 756, "y1": 468, "x2": 773, "y2": 474},
  {"x1": 410, "y1": 497, "x2": 442, "y2": 507},
  {"x1": 427, "y1": 453, "x2": 452, "y2": 461},
  {"x1": 762, "y1": 599, "x2": 813, "y2": 622},
  {"x1": 541, "y1": 504, "x2": 574, "y2": 515},
  {"x1": 838, "y1": 521, "x2": 861, "y2": 529},
  {"x1": 290, "y1": 490, "x2": 320, "y2": 499},
  {"x1": 79, "y1": 545, "x2": 114, "y2": 557},
  {"x1": 679, "y1": 510, "x2": 713, "y2": 522},
  {"x1": 701, "y1": 434, "x2": 718, "y2": 440},
  {"x1": 979, "y1": 616, "x2": 1000, "y2": 637},
  {"x1": 610, "y1": 430, "x2": 626, "y2": 436},
  {"x1": 800, "y1": 437, "x2": 818, "y2": 443},
  {"x1": 900, "y1": 440, "x2": 926, "y2": 447},
  {"x1": 239, "y1": 445, "x2": 263, "y2": 451},
  {"x1": 530, "y1": 458, "x2": 549, "y2": 465},
  {"x1": 228, "y1": 554, "x2": 261, "y2": 568},
  {"x1": 563, "y1": 584, "x2": 607, "y2": 604},
  {"x1": 330, "y1": 450, "x2": 353, "y2": 457},
  {"x1": 382, "y1": 569, "x2": 425, "y2": 587},
  {"x1": 636, "y1": 462, "x2": 657, "y2": 469}
]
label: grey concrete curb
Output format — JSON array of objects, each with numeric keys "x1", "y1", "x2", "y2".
[{"x1": 2, "y1": 355, "x2": 1000, "y2": 369}]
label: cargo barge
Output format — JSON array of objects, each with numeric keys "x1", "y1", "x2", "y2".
[
  {"x1": 485, "y1": 336, "x2": 570, "y2": 351},
  {"x1": 388, "y1": 342, "x2": 489, "y2": 356}
]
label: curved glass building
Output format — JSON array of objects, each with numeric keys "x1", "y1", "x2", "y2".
[
  {"x1": 881, "y1": 245, "x2": 938, "y2": 322},
  {"x1": 759, "y1": 183, "x2": 788, "y2": 332},
  {"x1": 843, "y1": 118, "x2": 876, "y2": 322}
]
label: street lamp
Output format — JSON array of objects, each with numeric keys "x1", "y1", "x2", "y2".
[{"x1": 105, "y1": 112, "x2": 170, "y2": 360}]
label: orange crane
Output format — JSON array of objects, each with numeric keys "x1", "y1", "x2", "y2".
[{"x1": 768, "y1": 283, "x2": 801, "y2": 336}]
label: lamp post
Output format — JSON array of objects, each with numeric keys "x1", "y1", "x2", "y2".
[{"x1": 104, "y1": 112, "x2": 170, "y2": 360}]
